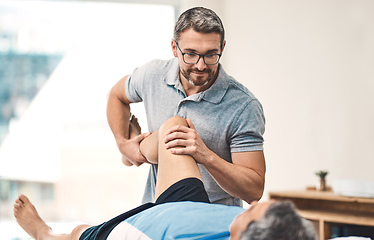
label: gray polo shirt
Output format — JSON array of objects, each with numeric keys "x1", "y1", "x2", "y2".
[{"x1": 125, "y1": 58, "x2": 265, "y2": 206}]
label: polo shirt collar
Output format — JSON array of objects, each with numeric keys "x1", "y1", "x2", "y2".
[
  {"x1": 164, "y1": 58, "x2": 229, "y2": 104},
  {"x1": 201, "y1": 65, "x2": 229, "y2": 104},
  {"x1": 165, "y1": 58, "x2": 185, "y2": 93}
]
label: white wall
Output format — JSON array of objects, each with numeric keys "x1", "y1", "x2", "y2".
[{"x1": 181, "y1": 0, "x2": 374, "y2": 200}]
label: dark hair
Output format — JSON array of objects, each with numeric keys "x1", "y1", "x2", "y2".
[
  {"x1": 174, "y1": 7, "x2": 225, "y2": 49},
  {"x1": 240, "y1": 201, "x2": 316, "y2": 240}
]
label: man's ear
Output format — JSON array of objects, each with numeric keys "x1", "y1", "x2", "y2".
[
  {"x1": 221, "y1": 40, "x2": 227, "y2": 52},
  {"x1": 171, "y1": 39, "x2": 178, "y2": 57}
]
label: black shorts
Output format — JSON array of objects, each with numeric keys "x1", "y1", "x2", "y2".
[{"x1": 79, "y1": 177, "x2": 210, "y2": 240}]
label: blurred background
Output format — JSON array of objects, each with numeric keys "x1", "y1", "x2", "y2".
[{"x1": 0, "y1": 0, "x2": 373, "y2": 239}]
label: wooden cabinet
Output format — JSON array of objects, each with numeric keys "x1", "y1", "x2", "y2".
[{"x1": 269, "y1": 190, "x2": 374, "y2": 240}]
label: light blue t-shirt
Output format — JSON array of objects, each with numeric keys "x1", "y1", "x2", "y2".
[
  {"x1": 121, "y1": 201, "x2": 245, "y2": 240},
  {"x1": 125, "y1": 58, "x2": 265, "y2": 205}
]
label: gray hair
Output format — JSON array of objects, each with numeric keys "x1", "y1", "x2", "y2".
[
  {"x1": 241, "y1": 201, "x2": 317, "y2": 240},
  {"x1": 174, "y1": 7, "x2": 225, "y2": 49}
]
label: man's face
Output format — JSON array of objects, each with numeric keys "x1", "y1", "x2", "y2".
[
  {"x1": 172, "y1": 28, "x2": 225, "y2": 87},
  {"x1": 229, "y1": 200, "x2": 275, "y2": 240}
]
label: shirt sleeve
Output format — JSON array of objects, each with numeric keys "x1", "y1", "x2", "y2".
[
  {"x1": 229, "y1": 98, "x2": 266, "y2": 152},
  {"x1": 125, "y1": 66, "x2": 145, "y2": 103},
  {"x1": 125, "y1": 59, "x2": 172, "y2": 103}
]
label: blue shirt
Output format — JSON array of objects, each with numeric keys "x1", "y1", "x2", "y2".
[
  {"x1": 125, "y1": 58, "x2": 265, "y2": 205},
  {"x1": 119, "y1": 201, "x2": 245, "y2": 240}
]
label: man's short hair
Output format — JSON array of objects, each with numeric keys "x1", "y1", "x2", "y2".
[
  {"x1": 240, "y1": 200, "x2": 316, "y2": 240},
  {"x1": 173, "y1": 7, "x2": 225, "y2": 49}
]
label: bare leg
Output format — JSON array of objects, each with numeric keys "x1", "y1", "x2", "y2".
[
  {"x1": 13, "y1": 117, "x2": 202, "y2": 239},
  {"x1": 135, "y1": 116, "x2": 202, "y2": 199},
  {"x1": 154, "y1": 116, "x2": 202, "y2": 200},
  {"x1": 14, "y1": 194, "x2": 90, "y2": 240}
]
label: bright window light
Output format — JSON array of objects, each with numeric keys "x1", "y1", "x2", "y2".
[{"x1": 0, "y1": 1, "x2": 175, "y2": 238}]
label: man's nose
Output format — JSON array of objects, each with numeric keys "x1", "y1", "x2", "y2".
[{"x1": 195, "y1": 56, "x2": 207, "y2": 70}]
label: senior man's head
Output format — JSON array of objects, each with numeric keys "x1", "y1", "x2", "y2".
[{"x1": 230, "y1": 200, "x2": 316, "y2": 240}]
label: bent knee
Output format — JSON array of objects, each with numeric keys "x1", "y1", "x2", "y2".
[
  {"x1": 168, "y1": 116, "x2": 188, "y2": 125},
  {"x1": 160, "y1": 116, "x2": 188, "y2": 132}
]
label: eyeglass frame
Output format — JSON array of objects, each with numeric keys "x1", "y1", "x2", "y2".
[{"x1": 174, "y1": 40, "x2": 222, "y2": 65}]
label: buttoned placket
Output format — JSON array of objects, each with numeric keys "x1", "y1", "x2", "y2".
[{"x1": 174, "y1": 93, "x2": 204, "y2": 117}]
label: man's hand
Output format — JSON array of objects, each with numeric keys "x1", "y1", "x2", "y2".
[
  {"x1": 163, "y1": 118, "x2": 213, "y2": 164},
  {"x1": 118, "y1": 132, "x2": 151, "y2": 167}
]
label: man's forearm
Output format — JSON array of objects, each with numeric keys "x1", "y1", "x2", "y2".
[
  {"x1": 106, "y1": 77, "x2": 151, "y2": 167},
  {"x1": 203, "y1": 153, "x2": 265, "y2": 204},
  {"x1": 106, "y1": 90, "x2": 131, "y2": 143}
]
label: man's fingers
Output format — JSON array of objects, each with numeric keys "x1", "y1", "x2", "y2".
[
  {"x1": 165, "y1": 138, "x2": 188, "y2": 149},
  {"x1": 165, "y1": 124, "x2": 190, "y2": 135},
  {"x1": 132, "y1": 160, "x2": 144, "y2": 167},
  {"x1": 164, "y1": 131, "x2": 188, "y2": 143},
  {"x1": 186, "y1": 118, "x2": 195, "y2": 130},
  {"x1": 122, "y1": 154, "x2": 149, "y2": 167},
  {"x1": 135, "y1": 132, "x2": 152, "y2": 142},
  {"x1": 169, "y1": 147, "x2": 185, "y2": 155}
]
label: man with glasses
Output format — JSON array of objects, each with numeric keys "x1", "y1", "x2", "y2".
[{"x1": 107, "y1": 7, "x2": 266, "y2": 206}]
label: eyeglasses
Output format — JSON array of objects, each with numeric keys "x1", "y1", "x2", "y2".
[{"x1": 174, "y1": 41, "x2": 221, "y2": 65}]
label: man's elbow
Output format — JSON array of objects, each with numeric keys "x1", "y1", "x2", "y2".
[{"x1": 243, "y1": 180, "x2": 265, "y2": 203}]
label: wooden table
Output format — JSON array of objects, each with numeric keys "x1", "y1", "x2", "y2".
[{"x1": 269, "y1": 190, "x2": 374, "y2": 240}]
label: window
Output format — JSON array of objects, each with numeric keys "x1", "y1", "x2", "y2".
[{"x1": 0, "y1": 1, "x2": 175, "y2": 238}]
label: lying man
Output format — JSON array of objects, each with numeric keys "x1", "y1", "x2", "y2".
[{"x1": 14, "y1": 116, "x2": 316, "y2": 240}]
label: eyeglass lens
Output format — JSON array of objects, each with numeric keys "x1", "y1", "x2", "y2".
[{"x1": 184, "y1": 53, "x2": 220, "y2": 65}]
